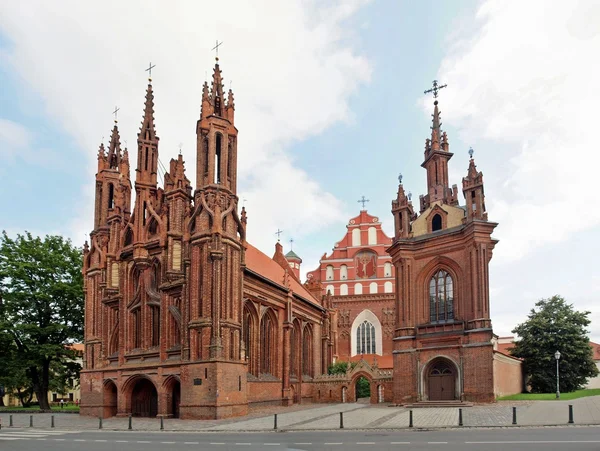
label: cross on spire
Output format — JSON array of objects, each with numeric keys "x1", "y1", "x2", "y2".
[
  {"x1": 289, "y1": 238, "x2": 294, "y2": 250},
  {"x1": 145, "y1": 62, "x2": 156, "y2": 80},
  {"x1": 358, "y1": 195, "x2": 370, "y2": 210},
  {"x1": 275, "y1": 229, "x2": 284, "y2": 241},
  {"x1": 212, "y1": 40, "x2": 223, "y2": 61},
  {"x1": 112, "y1": 106, "x2": 120, "y2": 123},
  {"x1": 398, "y1": 173, "x2": 403, "y2": 184},
  {"x1": 424, "y1": 80, "x2": 447, "y2": 100}
]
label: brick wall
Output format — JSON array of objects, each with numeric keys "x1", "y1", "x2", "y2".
[{"x1": 493, "y1": 352, "x2": 523, "y2": 397}]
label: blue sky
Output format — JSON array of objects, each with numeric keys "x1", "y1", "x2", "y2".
[{"x1": 1, "y1": 0, "x2": 599, "y2": 340}]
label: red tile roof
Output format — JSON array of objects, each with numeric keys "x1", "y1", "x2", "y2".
[{"x1": 245, "y1": 242, "x2": 321, "y2": 307}]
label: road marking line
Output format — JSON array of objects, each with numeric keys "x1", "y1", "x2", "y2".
[
  {"x1": 0, "y1": 437, "x2": 22, "y2": 441},
  {"x1": 428, "y1": 442, "x2": 448, "y2": 444},
  {"x1": 95, "y1": 439, "x2": 107, "y2": 442},
  {"x1": 210, "y1": 443, "x2": 226, "y2": 445},
  {"x1": 357, "y1": 442, "x2": 376, "y2": 445},
  {"x1": 74, "y1": 439, "x2": 86, "y2": 442},
  {"x1": 294, "y1": 444, "x2": 312, "y2": 446},
  {"x1": 390, "y1": 442, "x2": 410, "y2": 445},
  {"x1": 115, "y1": 440, "x2": 129, "y2": 443},
  {"x1": 324, "y1": 443, "x2": 343, "y2": 445},
  {"x1": 466, "y1": 441, "x2": 600, "y2": 444},
  {"x1": 235, "y1": 443, "x2": 251, "y2": 446},
  {"x1": 54, "y1": 439, "x2": 66, "y2": 441}
]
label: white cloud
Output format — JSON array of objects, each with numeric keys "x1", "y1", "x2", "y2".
[
  {"x1": 0, "y1": 0, "x2": 371, "y2": 250},
  {"x1": 0, "y1": 118, "x2": 31, "y2": 158},
  {"x1": 432, "y1": 0, "x2": 600, "y2": 263}
]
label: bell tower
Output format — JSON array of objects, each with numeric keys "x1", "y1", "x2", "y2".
[{"x1": 185, "y1": 56, "x2": 247, "y2": 419}]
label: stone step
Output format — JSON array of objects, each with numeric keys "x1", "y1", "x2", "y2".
[{"x1": 403, "y1": 401, "x2": 473, "y2": 408}]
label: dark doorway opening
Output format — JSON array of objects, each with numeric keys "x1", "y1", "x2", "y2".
[
  {"x1": 171, "y1": 381, "x2": 181, "y2": 418},
  {"x1": 104, "y1": 381, "x2": 118, "y2": 418},
  {"x1": 131, "y1": 379, "x2": 158, "y2": 417},
  {"x1": 355, "y1": 376, "x2": 371, "y2": 401}
]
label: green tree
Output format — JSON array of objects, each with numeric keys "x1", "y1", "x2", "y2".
[
  {"x1": 0, "y1": 231, "x2": 84, "y2": 410},
  {"x1": 511, "y1": 295, "x2": 598, "y2": 393}
]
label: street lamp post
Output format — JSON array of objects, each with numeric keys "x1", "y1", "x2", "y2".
[{"x1": 555, "y1": 350, "x2": 561, "y2": 399}]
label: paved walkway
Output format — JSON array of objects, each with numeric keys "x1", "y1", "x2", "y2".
[{"x1": 2, "y1": 396, "x2": 600, "y2": 431}]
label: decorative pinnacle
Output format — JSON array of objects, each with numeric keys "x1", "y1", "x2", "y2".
[
  {"x1": 468, "y1": 147, "x2": 474, "y2": 159},
  {"x1": 408, "y1": 191, "x2": 412, "y2": 201},
  {"x1": 398, "y1": 173, "x2": 403, "y2": 184},
  {"x1": 145, "y1": 62, "x2": 156, "y2": 82},
  {"x1": 424, "y1": 80, "x2": 447, "y2": 100}
]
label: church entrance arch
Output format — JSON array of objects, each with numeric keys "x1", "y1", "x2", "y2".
[
  {"x1": 103, "y1": 380, "x2": 118, "y2": 418},
  {"x1": 163, "y1": 377, "x2": 181, "y2": 418},
  {"x1": 131, "y1": 378, "x2": 158, "y2": 417},
  {"x1": 354, "y1": 376, "x2": 371, "y2": 402},
  {"x1": 425, "y1": 358, "x2": 458, "y2": 401}
]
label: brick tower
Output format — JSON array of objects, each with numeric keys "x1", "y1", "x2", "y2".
[
  {"x1": 388, "y1": 92, "x2": 498, "y2": 404},
  {"x1": 185, "y1": 58, "x2": 248, "y2": 418}
]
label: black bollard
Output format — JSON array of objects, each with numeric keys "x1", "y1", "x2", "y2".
[
  {"x1": 51, "y1": 415, "x2": 55, "y2": 428},
  {"x1": 409, "y1": 409, "x2": 413, "y2": 428},
  {"x1": 339, "y1": 412, "x2": 344, "y2": 429},
  {"x1": 29, "y1": 415, "x2": 33, "y2": 428},
  {"x1": 568, "y1": 404, "x2": 574, "y2": 424},
  {"x1": 9, "y1": 414, "x2": 13, "y2": 427},
  {"x1": 99, "y1": 416, "x2": 103, "y2": 429},
  {"x1": 458, "y1": 408, "x2": 463, "y2": 426},
  {"x1": 274, "y1": 413, "x2": 277, "y2": 430},
  {"x1": 512, "y1": 406, "x2": 517, "y2": 425},
  {"x1": 128, "y1": 414, "x2": 132, "y2": 430},
  {"x1": 160, "y1": 416, "x2": 164, "y2": 430}
]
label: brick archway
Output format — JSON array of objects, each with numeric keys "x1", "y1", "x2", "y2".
[
  {"x1": 123, "y1": 376, "x2": 158, "y2": 417},
  {"x1": 102, "y1": 380, "x2": 117, "y2": 418},
  {"x1": 162, "y1": 376, "x2": 181, "y2": 418},
  {"x1": 423, "y1": 357, "x2": 459, "y2": 401}
]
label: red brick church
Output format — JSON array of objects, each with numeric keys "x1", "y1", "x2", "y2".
[{"x1": 81, "y1": 60, "x2": 517, "y2": 419}]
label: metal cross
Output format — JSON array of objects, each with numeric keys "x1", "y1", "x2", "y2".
[
  {"x1": 212, "y1": 40, "x2": 224, "y2": 60},
  {"x1": 275, "y1": 229, "x2": 284, "y2": 241},
  {"x1": 289, "y1": 238, "x2": 294, "y2": 250},
  {"x1": 424, "y1": 80, "x2": 447, "y2": 99},
  {"x1": 358, "y1": 196, "x2": 370, "y2": 210},
  {"x1": 112, "y1": 106, "x2": 120, "y2": 123},
  {"x1": 178, "y1": 142, "x2": 183, "y2": 155},
  {"x1": 398, "y1": 173, "x2": 403, "y2": 184},
  {"x1": 468, "y1": 147, "x2": 474, "y2": 159},
  {"x1": 145, "y1": 62, "x2": 156, "y2": 79}
]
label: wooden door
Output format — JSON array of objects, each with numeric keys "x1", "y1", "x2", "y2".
[
  {"x1": 428, "y1": 362, "x2": 456, "y2": 401},
  {"x1": 132, "y1": 379, "x2": 158, "y2": 417}
]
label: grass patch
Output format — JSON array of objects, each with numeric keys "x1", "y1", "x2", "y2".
[
  {"x1": 498, "y1": 388, "x2": 600, "y2": 401},
  {"x1": 0, "y1": 405, "x2": 80, "y2": 412}
]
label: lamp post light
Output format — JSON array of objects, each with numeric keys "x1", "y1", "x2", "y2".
[{"x1": 555, "y1": 350, "x2": 561, "y2": 399}]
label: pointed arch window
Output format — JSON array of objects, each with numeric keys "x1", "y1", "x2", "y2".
[
  {"x1": 429, "y1": 270, "x2": 454, "y2": 323},
  {"x1": 302, "y1": 326, "x2": 313, "y2": 377},
  {"x1": 432, "y1": 214, "x2": 442, "y2": 232},
  {"x1": 215, "y1": 133, "x2": 223, "y2": 184},
  {"x1": 356, "y1": 320, "x2": 376, "y2": 354},
  {"x1": 260, "y1": 311, "x2": 276, "y2": 375}
]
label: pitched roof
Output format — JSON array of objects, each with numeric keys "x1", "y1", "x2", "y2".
[
  {"x1": 285, "y1": 249, "x2": 301, "y2": 260},
  {"x1": 245, "y1": 242, "x2": 321, "y2": 308}
]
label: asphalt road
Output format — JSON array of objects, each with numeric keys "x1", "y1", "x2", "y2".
[{"x1": 1, "y1": 426, "x2": 600, "y2": 450}]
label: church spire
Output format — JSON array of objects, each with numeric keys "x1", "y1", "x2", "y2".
[
  {"x1": 107, "y1": 123, "x2": 121, "y2": 169},
  {"x1": 210, "y1": 60, "x2": 225, "y2": 117},
  {"x1": 135, "y1": 75, "x2": 160, "y2": 186}
]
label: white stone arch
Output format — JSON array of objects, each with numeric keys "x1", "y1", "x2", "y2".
[
  {"x1": 369, "y1": 282, "x2": 378, "y2": 294},
  {"x1": 326, "y1": 285, "x2": 334, "y2": 295},
  {"x1": 384, "y1": 281, "x2": 393, "y2": 293},
  {"x1": 354, "y1": 283, "x2": 363, "y2": 295},
  {"x1": 340, "y1": 284, "x2": 348, "y2": 295},
  {"x1": 340, "y1": 264, "x2": 348, "y2": 280},
  {"x1": 384, "y1": 262, "x2": 392, "y2": 277},
  {"x1": 368, "y1": 226, "x2": 377, "y2": 245},
  {"x1": 350, "y1": 309, "x2": 383, "y2": 356},
  {"x1": 352, "y1": 228, "x2": 361, "y2": 246},
  {"x1": 326, "y1": 265, "x2": 334, "y2": 281}
]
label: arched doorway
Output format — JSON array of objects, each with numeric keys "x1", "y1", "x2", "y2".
[
  {"x1": 171, "y1": 381, "x2": 181, "y2": 418},
  {"x1": 427, "y1": 358, "x2": 457, "y2": 401},
  {"x1": 103, "y1": 380, "x2": 118, "y2": 418},
  {"x1": 355, "y1": 376, "x2": 371, "y2": 402},
  {"x1": 131, "y1": 379, "x2": 158, "y2": 417}
]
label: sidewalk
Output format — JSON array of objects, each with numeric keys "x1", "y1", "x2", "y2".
[{"x1": 2, "y1": 396, "x2": 599, "y2": 431}]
